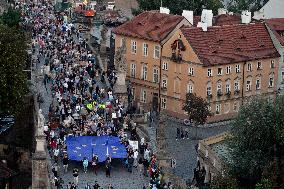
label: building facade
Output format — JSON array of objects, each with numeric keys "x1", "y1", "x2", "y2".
[
  {"x1": 161, "y1": 23, "x2": 280, "y2": 121},
  {"x1": 112, "y1": 11, "x2": 191, "y2": 113},
  {"x1": 265, "y1": 19, "x2": 284, "y2": 93}
]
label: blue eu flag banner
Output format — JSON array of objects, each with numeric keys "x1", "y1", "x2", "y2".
[{"x1": 66, "y1": 136, "x2": 127, "y2": 162}]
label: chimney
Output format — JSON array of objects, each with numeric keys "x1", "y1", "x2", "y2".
[
  {"x1": 218, "y1": 8, "x2": 227, "y2": 15},
  {"x1": 197, "y1": 22, "x2": 208, "y2": 32},
  {"x1": 182, "y1": 10, "x2": 193, "y2": 25},
  {"x1": 160, "y1": 7, "x2": 170, "y2": 14},
  {"x1": 241, "y1": 10, "x2": 251, "y2": 24},
  {"x1": 201, "y1": 9, "x2": 213, "y2": 27}
]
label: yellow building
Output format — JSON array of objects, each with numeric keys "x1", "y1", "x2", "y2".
[
  {"x1": 161, "y1": 23, "x2": 280, "y2": 121},
  {"x1": 112, "y1": 10, "x2": 191, "y2": 112},
  {"x1": 113, "y1": 10, "x2": 280, "y2": 122}
]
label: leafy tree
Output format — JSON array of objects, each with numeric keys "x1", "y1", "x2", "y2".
[
  {"x1": 1, "y1": 7, "x2": 21, "y2": 28},
  {"x1": 0, "y1": 25, "x2": 28, "y2": 115},
  {"x1": 182, "y1": 93, "x2": 211, "y2": 139},
  {"x1": 136, "y1": 0, "x2": 223, "y2": 15},
  {"x1": 228, "y1": 97, "x2": 284, "y2": 188},
  {"x1": 227, "y1": 0, "x2": 269, "y2": 13},
  {"x1": 209, "y1": 170, "x2": 238, "y2": 189}
]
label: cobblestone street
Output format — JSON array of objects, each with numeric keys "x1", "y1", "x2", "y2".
[{"x1": 164, "y1": 120, "x2": 231, "y2": 182}]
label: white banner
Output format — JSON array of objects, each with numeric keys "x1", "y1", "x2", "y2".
[{"x1": 128, "y1": 140, "x2": 139, "y2": 150}]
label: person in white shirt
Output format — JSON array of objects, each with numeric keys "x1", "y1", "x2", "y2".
[{"x1": 133, "y1": 149, "x2": 138, "y2": 168}]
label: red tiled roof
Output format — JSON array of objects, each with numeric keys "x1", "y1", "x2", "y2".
[
  {"x1": 192, "y1": 14, "x2": 241, "y2": 26},
  {"x1": 214, "y1": 14, "x2": 241, "y2": 26},
  {"x1": 181, "y1": 23, "x2": 280, "y2": 66},
  {"x1": 112, "y1": 11, "x2": 184, "y2": 42},
  {"x1": 265, "y1": 18, "x2": 284, "y2": 46}
]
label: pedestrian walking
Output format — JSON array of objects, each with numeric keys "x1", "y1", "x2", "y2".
[
  {"x1": 92, "y1": 154, "x2": 99, "y2": 175},
  {"x1": 105, "y1": 159, "x2": 111, "y2": 177},
  {"x1": 133, "y1": 149, "x2": 138, "y2": 168},
  {"x1": 73, "y1": 168, "x2": 79, "y2": 186},
  {"x1": 62, "y1": 153, "x2": 69, "y2": 173},
  {"x1": 83, "y1": 157, "x2": 89, "y2": 173},
  {"x1": 176, "y1": 127, "x2": 180, "y2": 140}
]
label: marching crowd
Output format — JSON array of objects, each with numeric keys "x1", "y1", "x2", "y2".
[{"x1": 17, "y1": 0, "x2": 170, "y2": 188}]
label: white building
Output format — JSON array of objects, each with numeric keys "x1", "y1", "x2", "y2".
[{"x1": 253, "y1": 0, "x2": 284, "y2": 20}]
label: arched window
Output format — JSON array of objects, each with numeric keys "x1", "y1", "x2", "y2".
[
  {"x1": 217, "y1": 80, "x2": 222, "y2": 95},
  {"x1": 225, "y1": 79, "x2": 231, "y2": 94}
]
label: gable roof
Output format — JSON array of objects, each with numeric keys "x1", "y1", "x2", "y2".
[
  {"x1": 181, "y1": 23, "x2": 280, "y2": 66},
  {"x1": 265, "y1": 18, "x2": 284, "y2": 46},
  {"x1": 112, "y1": 11, "x2": 185, "y2": 42}
]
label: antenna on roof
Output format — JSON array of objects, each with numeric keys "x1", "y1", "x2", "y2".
[{"x1": 161, "y1": 0, "x2": 163, "y2": 7}]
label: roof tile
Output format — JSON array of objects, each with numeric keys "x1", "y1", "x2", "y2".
[
  {"x1": 181, "y1": 23, "x2": 280, "y2": 66},
  {"x1": 112, "y1": 11, "x2": 184, "y2": 42}
]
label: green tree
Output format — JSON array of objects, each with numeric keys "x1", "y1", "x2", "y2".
[
  {"x1": 136, "y1": 0, "x2": 223, "y2": 15},
  {"x1": 182, "y1": 93, "x2": 211, "y2": 139},
  {"x1": 227, "y1": 0, "x2": 269, "y2": 13},
  {"x1": 0, "y1": 25, "x2": 28, "y2": 115},
  {"x1": 1, "y1": 7, "x2": 21, "y2": 28},
  {"x1": 228, "y1": 97, "x2": 284, "y2": 188}
]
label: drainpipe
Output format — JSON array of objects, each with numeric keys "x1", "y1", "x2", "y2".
[
  {"x1": 159, "y1": 45, "x2": 163, "y2": 113},
  {"x1": 241, "y1": 62, "x2": 246, "y2": 105}
]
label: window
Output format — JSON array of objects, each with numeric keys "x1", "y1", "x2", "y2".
[
  {"x1": 282, "y1": 69, "x2": 284, "y2": 83},
  {"x1": 216, "y1": 104, "x2": 221, "y2": 114},
  {"x1": 270, "y1": 60, "x2": 275, "y2": 68},
  {"x1": 235, "y1": 65, "x2": 240, "y2": 73},
  {"x1": 161, "y1": 98, "x2": 167, "y2": 109},
  {"x1": 120, "y1": 38, "x2": 124, "y2": 47},
  {"x1": 246, "y1": 80, "x2": 252, "y2": 91},
  {"x1": 256, "y1": 78, "x2": 261, "y2": 90},
  {"x1": 162, "y1": 78, "x2": 167, "y2": 88},
  {"x1": 269, "y1": 74, "x2": 274, "y2": 87},
  {"x1": 131, "y1": 88, "x2": 135, "y2": 100},
  {"x1": 187, "y1": 83, "x2": 194, "y2": 94},
  {"x1": 140, "y1": 89, "x2": 146, "y2": 103},
  {"x1": 207, "y1": 69, "x2": 212, "y2": 77},
  {"x1": 207, "y1": 83, "x2": 212, "y2": 96},
  {"x1": 257, "y1": 61, "x2": 262, "y2": 70},
  {"x1": 226, "y1": 66, "x2": 231, "y2": 74},
  {"x1": 131, "y1": 40, "x2": 137, "y2": 54},
  {"x1": 188, "y1": 67, "x2": 194, "y2": 76},
  {"x1": 234, "y1": 80, "x2": 240, "y2": 91},
  {"x1": 141, "y1": 64, "x2": 147, "y2": 80},
  {"x1": 130, "y1": 63, "x2": 136, "y2": 77},
  {"x1": 143, "y1": 43, "x2": 148, "y2": 56},
  {"x1": 153, "y1": 67, "x2": 159, "y2": 83},
  {"x1": 154, "y1": 45, "x2": 160, "y2": 59},
  {"x1": 162, "y1": 62, "x2": 168, "y2": 70},
  {"x1": 225, "y1": 82, "x2": 231, "y2": 93},
  {"x1": 217, "y1": 81, "x2": 222, "y2": 94},
  {"x1": 247, "y1": 63, "x2": 252, "y2": 71},
  {"x1": 217, "y1": 68, "x2": 223, "y2": 76}
]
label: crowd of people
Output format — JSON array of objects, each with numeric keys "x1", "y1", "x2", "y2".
[{"x1": 15, "y1": 0, "x2": 177, "y2": 188}]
